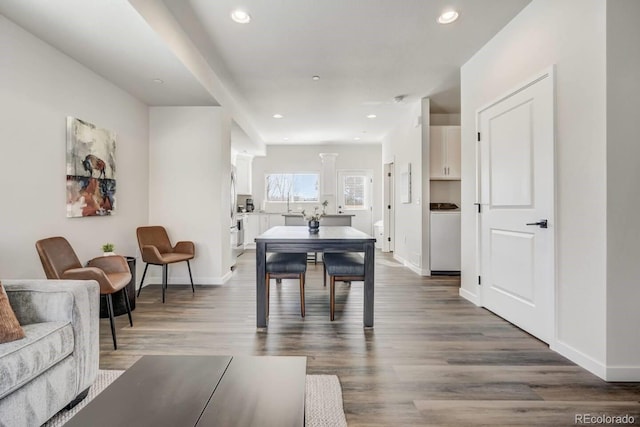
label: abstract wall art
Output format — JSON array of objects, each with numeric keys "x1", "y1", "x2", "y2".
[{"x1": 66, "y1": 117, "x2": 117, "y2": 217}]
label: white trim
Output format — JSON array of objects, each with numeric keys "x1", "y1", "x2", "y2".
[
  {"x1": 476, "y1": 66, "x2": 555, "y2": 115},
  {"x1": 605, "y1": 366, "x2": 640, "y2": 382},
  {"x1": 551, "y1": 340, "x2": 606, "y2": 380},
  {"x1": 392, "y1": 253, "x2": 426, "y2": 276},
  {"x1": 459, "y1": 287, "x2": 480, "y2": 306},
  {"x1": 476, "y1": 65, "x2": 557, "y2": 345},
  {"x1": 140, "y1": 272, "x2": 233, "y2": 288}
]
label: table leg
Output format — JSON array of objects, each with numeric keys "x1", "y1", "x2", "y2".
[
  {"x1": 256, "y1": 241, "x2": 267, "y2": 328},
  {"x1": 364, "y1": 242, "x2": 375, "y2": 327}
]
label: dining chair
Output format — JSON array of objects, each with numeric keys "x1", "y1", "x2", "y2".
[
  {"x1": 35, "y1": 236, "x2": 132, "y2": 349},
  {"x1": 322, "y1": 253, "x2": 365, "y2": 321},
  {"x1": 136, "y1": 226, "x2": 195, "y2": 303},
  {"x1": 266, "y1": 253, "x2": 307, "y2": 317}
]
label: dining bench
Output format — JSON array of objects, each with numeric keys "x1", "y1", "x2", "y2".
[{"x1": 322, "y1": 252, "x2": 365, "y2": 321}]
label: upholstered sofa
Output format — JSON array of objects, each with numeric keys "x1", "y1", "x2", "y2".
[{"x1": 0, "y1": 280, "x2": 99, "y2": 427}]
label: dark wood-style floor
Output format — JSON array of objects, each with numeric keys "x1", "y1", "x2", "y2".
[{"x1": 100, "y1": 251, "x2": 640, "y2": 426}]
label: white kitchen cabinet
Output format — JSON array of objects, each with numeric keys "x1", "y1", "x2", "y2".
[
  {"x1": 429, "y1": 126, "x2": 461, "y2": 180},
  {"x1": 269, "y1": 214, "x2": 285, "y2": 228},
  {"x1": 235, "y1": 154, "x2": 253, "y2": 195},
  {"x1": 430, "y1": 211, "x2": 461, "y2": 271},
  {"x1": 245, "y1": 214, "x2": 260, "y2": 247},
  {"x1": 259, "y1": 214, "x2": 270, "y2": 234},
  {"x1": 245, "y1": 213, "x2": 286, "y2": 248}
]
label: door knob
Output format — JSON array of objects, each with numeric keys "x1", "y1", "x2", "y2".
[{"x1": 526, "y1": 219, "x2": 548, "y2": 229}]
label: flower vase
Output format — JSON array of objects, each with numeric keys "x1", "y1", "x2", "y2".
[
  {"x1": 103, "y1": 252, "x2": 115, "y2": 256},
  {"x1": 308, "y1": 219, "x2": 320, "y2": 234}
]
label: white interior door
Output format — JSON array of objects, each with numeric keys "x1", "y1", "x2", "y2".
[
  {"x1": 337, "y1": 170, "x2": 373, "y2": 235},
  {"x1": 383, "y1": 163, "x2": 394, "y2": 252},
  {"x1": 478, "y1": 69, "x2": 555, "y2": 344}
]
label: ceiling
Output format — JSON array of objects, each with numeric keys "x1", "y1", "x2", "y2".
[{"x1": 1, "y1": 0, "x2": 531, "y2": 152}]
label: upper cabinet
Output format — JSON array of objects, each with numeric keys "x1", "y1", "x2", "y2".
[
  {"x1": 235, "y1": 154, "x2": 253, "y2": 194},
  {"x1": 429, "y1": 126, "x2": 461, "y2": 180}
]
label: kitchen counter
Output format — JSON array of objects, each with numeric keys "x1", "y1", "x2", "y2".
[
  {"x1": 283, "y1": 213, "x2": 353, "y2": 226},
  {"x1": 281, "y1": 213, "x2": 355, "y2": 217}
]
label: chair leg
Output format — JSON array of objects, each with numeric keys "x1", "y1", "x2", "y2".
[
  {"x1": 137, "y1": 263, "x2": 149, "y2": 297},
  {"x1": 330, "y1": 276, "x2": 335, "y2": 321},
  {"x1": 299, "y1": 273, "x2": 305, "y2": 318},
  {"x1": 266, "y1": 272, "x2": 270, "y2": 318},
  {"x1": 105, "y1": 294, "x2": 117, "y2": 349},
  {"x1": 122, "y1": 287, "x2": 133, "y2": 327},
  {"x1": 162, "y1": 264, "x2": 168, "y2": 303},
  {"x1": 187, "y1": 260, "x2": 195, "y2": 293},
  {"x1": 323, "y1": 264, "x2": 327, "y2": 287}
]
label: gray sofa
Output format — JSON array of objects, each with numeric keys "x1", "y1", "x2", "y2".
[{"x1": 0, "y1": 280, "x2": 99, "y2": 427}]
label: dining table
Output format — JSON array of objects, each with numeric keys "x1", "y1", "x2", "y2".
[{"x1": 255, "y1": 225, "x2": 376, "y2": 328}]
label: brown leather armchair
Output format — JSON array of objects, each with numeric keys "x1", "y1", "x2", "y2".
[
  {"x1": 35, "y1": 236, "x2": 132, "y2": 349},
  {"x1": 136, "y1": 226, "x2": 195, "y2": 303}
]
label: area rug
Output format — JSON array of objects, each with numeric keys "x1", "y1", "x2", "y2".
[
  {"x1": 44, "y1": 371, "x2": 347, "y2": 427},
  {"x1": 43, "y1": 370, "x2": 124, "y2": 427}
]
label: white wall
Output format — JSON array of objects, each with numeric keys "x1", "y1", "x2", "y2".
[
  {"x1": 0, "y1": 15, "x2": 149, "y2": 278},
  {"x1": 606, "y1": 0, "x2": 640, "y2": 378},
  {"x1": 251, "y1": 144, "x2": 383, "y2": 225},
  {"x1": 382, "y1": 102, "x2": 424, "y2": 272},
  {"x1": 148, "y1": 107, "x2": 232, "y2": 285},
  {"x1": 460, "y1": 0, "x2": 609, "y2": 376}
]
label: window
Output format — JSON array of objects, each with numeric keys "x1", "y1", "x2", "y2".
[
  {"x1": 265, "y1": 173, "x2": 319, "y2": 202},
  {"x1": 342, "y1": 175, "x2": 367, "y2": 209}
]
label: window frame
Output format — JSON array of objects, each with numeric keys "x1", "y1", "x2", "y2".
[
  {"x1": 337, "y1": 169, "x2": 373, "y2": 211},
  {"x1": 264, "y1": 171, "x2": 321, "y2": 203}
]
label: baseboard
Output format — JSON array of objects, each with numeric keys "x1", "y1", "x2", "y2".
[
  {"x1": 551, "y1": 340, "x2": 607, "y2": 380},
  {"x1": 141, "y1": 272, "x2": 232, "y2": 287},
  {"x1": 392, "y1": 254, "x2": 426, "y2": 276},
  {"x1": 459, "y1": 287, "x2": 480, "y2": 306},
  {"x1": 604, "y1": 365, "x2": 640, "y2": 382}
]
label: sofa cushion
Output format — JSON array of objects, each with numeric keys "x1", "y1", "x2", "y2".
[
  {"x1": 0, "y1": 321, "x2": 74, "y2": 399},
  {"x1": 0, "y1": 282, "x2": 25, "y2": 344}
]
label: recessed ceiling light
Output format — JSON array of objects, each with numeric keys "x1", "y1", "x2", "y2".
[
  {"x1": 273, "y1": 114, "x2": 284, "y2": 119},
  {"x1": 284, "y1": 137, "x2": 289, "y2": 141},
  {"x1": 312, "y1": 75, "x2": 320, "y2": 81},
  {"x1": 438, "y1": 10, "x2": 459, "y2": 24},
  {"x1": 367, "y1": 114, "x2": 377, "y2": 119},
  {"x1": 152, "y1": 78, "x2": 164, "y2": 84},
  {"x1": 231, "y1": 9, "x2": 251, "y2": 24},
  {"x1": 354, "y1": 137, "x2": 361, "y2": 141}
]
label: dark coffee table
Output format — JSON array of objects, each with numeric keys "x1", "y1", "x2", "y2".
[{"x1": 65, "y1": 355, "x2": 307, "y2": 427}]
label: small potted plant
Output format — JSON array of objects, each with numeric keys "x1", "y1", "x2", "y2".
[
  {"x1": 101, "y1": 243, "x2": 115, "y2": 256},
  {"x1": 302, "y1": 201, "x2": 328, "y2": 234}
]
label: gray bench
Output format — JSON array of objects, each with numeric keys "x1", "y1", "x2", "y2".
[
  {"x1": 266, "y1": 253, "x2": 307, "y2": 317},
  {"x1": 322, "y1": 253, "x2": 365, "y2": 320}
]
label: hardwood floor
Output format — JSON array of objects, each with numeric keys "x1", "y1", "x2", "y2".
[{"x1": 100, "y1": 251, "x2": 640, "y2": 426}]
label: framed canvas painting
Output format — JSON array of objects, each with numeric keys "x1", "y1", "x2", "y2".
[
  {"x1": 400, "y1": 163, "x2": 411, "y2": 203},
  {"x1": 66, "y1": 117, "x2": 117, "y2": 217}
]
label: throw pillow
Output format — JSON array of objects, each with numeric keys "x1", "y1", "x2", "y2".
[{"x1": 0, "y1": 281, "x2": 26, "y2": 343}]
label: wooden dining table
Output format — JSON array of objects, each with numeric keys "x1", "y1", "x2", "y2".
[{"x1": 255, "y1": 226, "x2": 376, "y2": 328}]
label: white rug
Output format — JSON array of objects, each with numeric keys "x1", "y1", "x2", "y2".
[
  {"x1": 305, "y1": 375, "x2": 348, "y2": 427},
  {"x1": 44, "y1": 370, "x2": 347, "y2": 427},
  {"x1": 43, "y1": 370, "x2": 124, "y2": 427}
]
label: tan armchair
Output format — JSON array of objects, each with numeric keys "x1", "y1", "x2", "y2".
[
  {"x1": 136, "y1": 226, "x2": 195, "y2": 303},
  {"x1": 35, "y1": 236, "x2": 132, "y2": 349}
]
